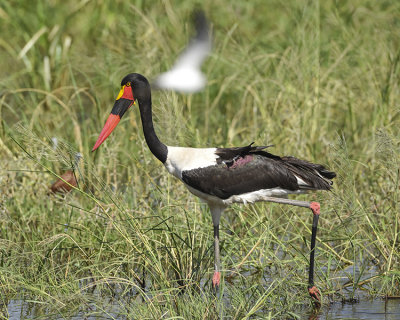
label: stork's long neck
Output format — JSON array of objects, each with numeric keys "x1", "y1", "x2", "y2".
[{"x1": 138, "y1": 96, "x2": 168, "y2": 163}]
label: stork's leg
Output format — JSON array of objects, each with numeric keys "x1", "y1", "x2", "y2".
[
  {"x1": 209, "y1": 204, "x2": 224, "y2": 291},
  {"x1": 260, "y1": 197, "x2": 322, "y2": 301},
  {"x1": 213, "y1": 224, "x2": 221, "y2": 289},
  {"x1": 308, "y1": 202, "x2": 321, "y2": 303}
]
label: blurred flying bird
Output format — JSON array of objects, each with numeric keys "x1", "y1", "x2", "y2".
[
  {"x1": 92, "y1": 73, "x2": 335, "y2": 302},
  {"x1": 152, "y1": 10, "x2": 211, "y2": 93}
]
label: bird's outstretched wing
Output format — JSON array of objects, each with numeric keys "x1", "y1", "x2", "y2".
[{"x1": 182, "y1": 143, "x2": 335, "y2": 199}]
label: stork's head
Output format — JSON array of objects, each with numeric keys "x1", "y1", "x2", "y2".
[{"x1": 92, "y1": 73, "x2": 150, "y2": 151}]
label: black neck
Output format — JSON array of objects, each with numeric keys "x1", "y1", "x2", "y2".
[{"x1": 137, "y1": 97, "x2": 168, "y2": 163}]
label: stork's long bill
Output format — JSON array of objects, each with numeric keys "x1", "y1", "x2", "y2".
[{"x1": 92, "y1": 82, "x2": 135, "y2": 151}]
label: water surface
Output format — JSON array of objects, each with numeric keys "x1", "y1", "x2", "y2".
[
  {"x1": 6, "y1": 297, "x2": 400, "y2": 319},
  {"x1": 307, "y1": 299, "x2": 400, "y2": 320}
]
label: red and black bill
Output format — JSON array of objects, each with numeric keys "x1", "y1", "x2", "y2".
[{"x1": 92, "y1": 83, "x2": 135, "y2": 151}]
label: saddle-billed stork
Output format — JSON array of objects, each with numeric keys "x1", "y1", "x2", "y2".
[
  {"x1": 92, "y1": 73, "x2": 336, "y2": 302},
  {"x1": 152, "y1": 10, "x2": 211, "y2": 93}
]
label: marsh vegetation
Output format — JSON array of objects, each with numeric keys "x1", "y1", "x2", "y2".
[{"x1": 1, "y1": 1, "x2": 399, "y2": 318}]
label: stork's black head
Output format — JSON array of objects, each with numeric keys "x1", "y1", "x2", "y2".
[
  {"x1": 92, "y1": 73, "x2": 151, "y2": 151},
  {"x1": 120, "y1": 73, "x2": 151, "y2": 102}
]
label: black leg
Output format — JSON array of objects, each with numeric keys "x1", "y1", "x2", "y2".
[{"x1": 308, "y1": 202, "x2": 321, "y2": 303}]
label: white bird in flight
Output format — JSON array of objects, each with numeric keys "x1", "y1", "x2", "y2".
[{"x1": 152, "y1": 10, "x2": 211, "y2": 93}]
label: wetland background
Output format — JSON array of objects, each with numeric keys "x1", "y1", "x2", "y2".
[{"x1": 1, "y1": 0, "x2": 399, "y2": 318}]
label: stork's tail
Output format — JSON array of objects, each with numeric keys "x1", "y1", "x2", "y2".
[{"x1": 282, "y1": 156, "x2": 336, "y2": 191}]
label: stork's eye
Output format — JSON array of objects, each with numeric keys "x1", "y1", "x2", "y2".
[{"x1": 126, "y1": 82, "x2": 131, "y2": 87}]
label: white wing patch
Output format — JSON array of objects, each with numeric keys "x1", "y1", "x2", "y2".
[
  {"x1": 296, "y1": 176, "x2": 308, "y2": 186},
  {"x1": 164, "y1": 146, "x2": 218, "y2": 179}
]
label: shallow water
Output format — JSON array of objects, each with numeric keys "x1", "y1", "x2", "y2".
[
  {"x1": 6, "y1": 297, "x2": 400, "y2": 319},
  {"x1": 6, "y1": 298, "x2": 123, "y2": 319},
  {"x1": 306, "y1": 299, "x2": 400, "y2": 320},
  {"x1": 4, "y1": 260, "x2": 396, "y2": 319}
]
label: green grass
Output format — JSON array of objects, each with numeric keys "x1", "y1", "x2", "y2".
[{"x1": 1, "y1": 0, "x2": 400, "y2": 319}]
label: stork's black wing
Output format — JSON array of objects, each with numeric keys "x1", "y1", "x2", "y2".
[{"x1": 181, "y1": 144, "x2": 336, "y2": 199}]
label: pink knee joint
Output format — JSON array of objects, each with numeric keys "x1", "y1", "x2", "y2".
[
  {"x1": 310, "y1": 202, "x2": 320, "y2": 215},
  {"x1": 212, "y1": 271, "x2": 221, "y2": 287}
]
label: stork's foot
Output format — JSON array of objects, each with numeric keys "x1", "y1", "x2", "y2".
[
  {"x1": 308, "y1": 286, "x2": 321, "y2": 303},
  {"x1": 212, "y1": 271, "x2": 221, "y2": 289}
]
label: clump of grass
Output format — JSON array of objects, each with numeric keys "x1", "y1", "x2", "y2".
[{"x1": 1, "y1": 0, "x2": 400, "y2": 318}]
